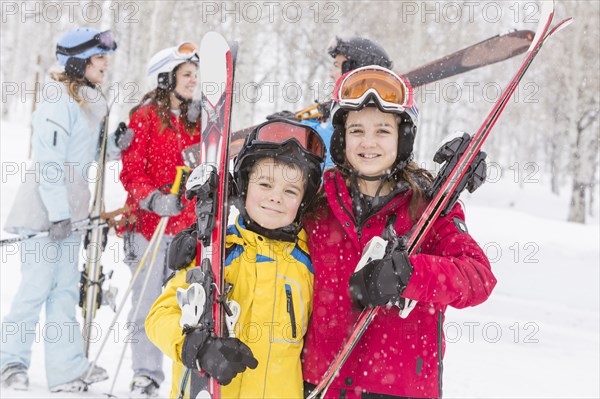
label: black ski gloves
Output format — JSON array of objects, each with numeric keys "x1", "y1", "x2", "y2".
[
  {"x1": 113, "y1": 122, "x2": 134, "y2": 151},
  {"x1": 182, "y1": 329, "x2": 258, "y2": 385},
  {"x1": 349, "y1": 243, "x2": 413, "y2": 309},
  {"x1": 317, "y1": 100, "x2": 332, "y2": 121},
  {"x1": 49, "y1": 219, "x2": 72, "y2": 241},
  {"x1": 168, "y1": 225, "x2": 197, "y2": 271}
]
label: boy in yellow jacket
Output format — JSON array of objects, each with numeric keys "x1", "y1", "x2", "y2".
[{"x1": 146, "y1": 119, "x2": 326, "y2": 399}]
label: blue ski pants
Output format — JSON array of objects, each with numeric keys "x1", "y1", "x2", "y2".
[{"x1": 0, "y1": 234, "x2": 89, "y2": 388}]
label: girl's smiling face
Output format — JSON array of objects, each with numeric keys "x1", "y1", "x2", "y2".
[{"x1": 344, "y1": 106, "x2": 399, "y2": 177}]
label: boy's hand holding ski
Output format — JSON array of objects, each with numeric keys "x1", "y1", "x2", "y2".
[{"x1": 181, "y1": 330, "x2": 258, "y2": 385}]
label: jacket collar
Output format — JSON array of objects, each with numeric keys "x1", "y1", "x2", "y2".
[
  {"x1": 233, "y1": 215, "x2": 308, "y2": 249},
  {"x1": 322, "y1": 169, "x2": 412, "y2": 244}
]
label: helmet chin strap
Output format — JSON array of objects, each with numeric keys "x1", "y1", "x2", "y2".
[
  {"x1": 173, "y1": 90, "x2": 192, "y2": 105},
  {"x1": 240, "y1": 210, "x2": 300, "y2": 243},
  {"x1": 348, "y1": 157, "x2": 410, "y2": 205},
  {"x1": 83, "y1": 78, "x2": 96, "y2": 88},
  {"x1": 347, "y1": 157, "x2": 409, "y2": 182}
]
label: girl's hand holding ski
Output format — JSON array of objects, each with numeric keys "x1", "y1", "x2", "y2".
[{"x1": 349, "y1": 233, "x2": 413, "y2": 309}]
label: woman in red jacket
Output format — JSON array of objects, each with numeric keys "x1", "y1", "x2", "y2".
[
  {"x1": 119, "y1": 42, "x2": 200, "y2": 397},
  {"x1": 302, "y1": 66, "x2": 497, "y2": 399}
]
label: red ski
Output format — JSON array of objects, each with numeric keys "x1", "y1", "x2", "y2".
[
  {"x1": 178, "y1": 31, "x2": 236, "y2": 399},
  {"x1": 307, "y1": 1, "x2": 573, "y2": 397}
]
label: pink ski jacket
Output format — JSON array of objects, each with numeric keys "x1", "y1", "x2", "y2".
[{"x1": 301, "y1": 170, "x2": 496, "y2": 398}]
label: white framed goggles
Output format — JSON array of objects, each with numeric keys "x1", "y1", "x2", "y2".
[
  {"x1": 333, "y1": 65, "x2": 414, "y2": 113},
  {"x1": 173, "y1": 41, "x2": 199, "y2": 62},
  {"x1": 147, "y1": 41, "x2": 199, "y2": 77}
]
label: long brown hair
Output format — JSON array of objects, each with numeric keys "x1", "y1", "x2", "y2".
[
  {"x1": 50, "y1": 71, "x2": 92, "y2": 105},
  {"x1": 129, "y1": 62, "x2": 199, "y2": 136},
  {"x1": 309, "y1": 163, "x2": 432, "y2": 223}
]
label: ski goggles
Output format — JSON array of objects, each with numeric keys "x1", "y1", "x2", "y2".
[
  {"x1": 173, "y1": 41, "x2": 199, "y2": 62},
  {"x1": 252, "y1": 120, "x2": 325, "y2": 161},
  {"x1": 333, "y1": 65, "x2": 414, "y2": 113},
  {"x1": 56, "y1": 30, "x2": 117, "y2": 56}
]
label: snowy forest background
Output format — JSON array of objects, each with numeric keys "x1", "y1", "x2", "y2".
[
  {"x1": 1, "y1": 0, "x2": 599, "y2": 224},
  {"x1": 1, "y1": 1, "x2": 600, "y2": 398}
]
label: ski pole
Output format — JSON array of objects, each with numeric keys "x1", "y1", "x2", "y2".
[
  {"x1": 84, "y1": 216, "x2": 165, "y2": 382},
  {"x1": 0, "y1": 218, "x2": 108, "y2": 246},
  {"x1": 106, "y1": 216, "x2": 169, "y2": 397}
]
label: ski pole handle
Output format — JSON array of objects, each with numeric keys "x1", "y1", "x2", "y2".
[{"x1": 171, "y1": 166, "x2": 192, "y2": 197}]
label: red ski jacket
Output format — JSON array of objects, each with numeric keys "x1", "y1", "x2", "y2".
[
  {"x1": 120, "y1": 104, "x2": 200, "y2": 241},
  {"x1": 301, "y1": 170, "x2": 496, "y2": 399}
]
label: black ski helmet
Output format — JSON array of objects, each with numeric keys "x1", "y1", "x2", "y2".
[
  {"x1": 233, "y1": 119, "x2": 325, "y2": 240},
  {"x1": 329, "y1": 67, "x2": 419, "y2": 180},
  {"x1": 328, "y1": 36, "x2": 393, "y2": 74}
]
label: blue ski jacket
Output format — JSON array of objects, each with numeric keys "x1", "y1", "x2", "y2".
[{"x1": 4, "y1": 82, "x2": 120, "y2": 233}]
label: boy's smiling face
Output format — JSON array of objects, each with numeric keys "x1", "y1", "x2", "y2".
[{"x1": 245, "y1": 158, "x2": 305, "y2": 230}]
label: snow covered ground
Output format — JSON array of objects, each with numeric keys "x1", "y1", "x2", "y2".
[{"x1": 1, "y1": 119, "x2": 598, "y2": 398}]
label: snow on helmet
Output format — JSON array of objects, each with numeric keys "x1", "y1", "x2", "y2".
[
  {"x1": 329, "y1": 66, "x2": 419, "y2": 179},
  {"x1": 146, "y1": 42, "x2": 199, "y2": 91},
  {"x1": 233, "y1": 119, "x2": 325, "y2": 240},
  {"x1": 56, "y1": 28, "x2": 117, "y2": 78},
  {"x1": 327, "y1": 36, "x2": 393, "y2": 74}
]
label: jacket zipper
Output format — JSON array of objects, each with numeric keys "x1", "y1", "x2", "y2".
[
  {"x1": 285, "y1": 284, "x2": 297, "y2": 338},
  {"x1": 46, "y1": 118, "x2": 70, "y2": 136},
  {"x1": 333, "y1": 174, "x2": 410, "y2": 241},
  {"x1": 356, "y1": 191, "x2": 411, "y2": 241},
  {"x1": 438, "y1": 309, "x2": 444, "y2": 398}
]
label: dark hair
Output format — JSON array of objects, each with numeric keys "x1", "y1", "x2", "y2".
[
  {"x1": 309, "y1": 163, "x2": 432, "y2": 223},
  {"x1": 129, "y1": 62, "x2": 198, "y2": 136}
]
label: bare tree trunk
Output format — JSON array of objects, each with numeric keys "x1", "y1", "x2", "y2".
[
  {"x1": 568, "y1": 180, "x2": 586, "y2": 223},
  {"x1": 589, "y1": 165, "x2": 598, "y2": 217},
  {"x1": 567, "y1": 108, "x2": 600, "y2": 223}
]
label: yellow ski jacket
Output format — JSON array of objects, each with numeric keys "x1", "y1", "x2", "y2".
[{"x1": 146, "y1": 216, "x2": 314, "y2": 399}]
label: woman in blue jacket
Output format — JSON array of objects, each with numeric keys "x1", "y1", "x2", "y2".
[{"x1": 1, "y1": 27, "x2": 121, "y2": 393}]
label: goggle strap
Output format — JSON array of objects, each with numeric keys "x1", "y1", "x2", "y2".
[{"x1": 56, "y1": 32, "x2": 116, "y2": 56}]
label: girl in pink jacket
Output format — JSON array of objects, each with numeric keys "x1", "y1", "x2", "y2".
[{"x1": 302, "y1": 66, "x2": 497, "y2": 399}]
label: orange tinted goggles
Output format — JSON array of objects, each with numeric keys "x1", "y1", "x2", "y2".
[
  {"x1": 177, "y1": 42, "x2": 198, "y2": 55},
  {"x1": 175, "y1": 42, "x2": 199, "y2": 62},
  {"x1": 334, "y1": 66, "x2": 413, "y2": 111}
]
